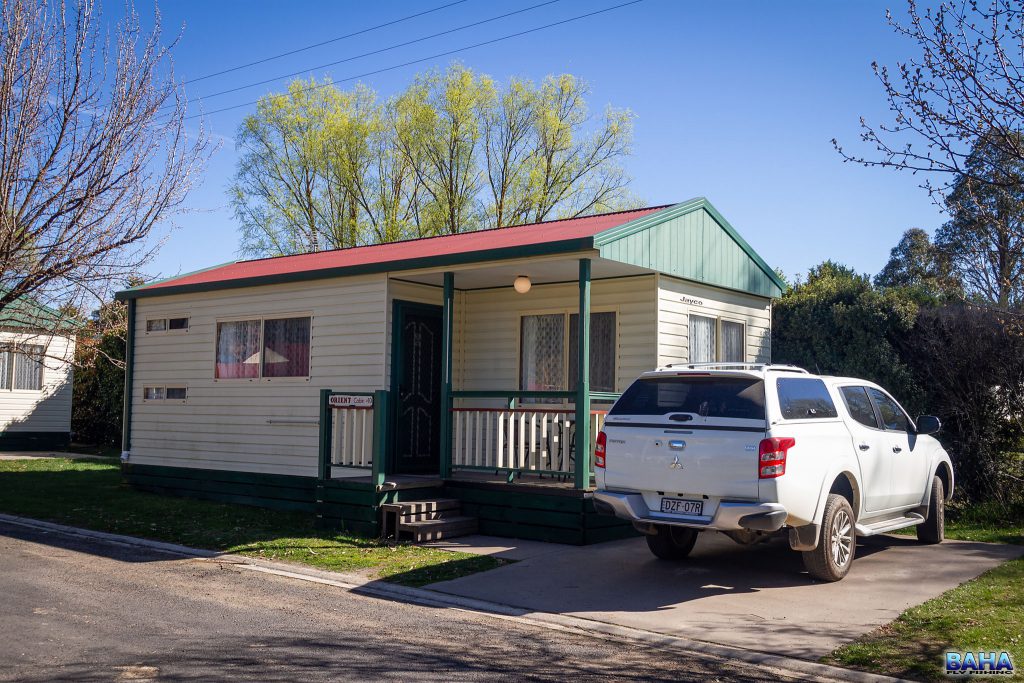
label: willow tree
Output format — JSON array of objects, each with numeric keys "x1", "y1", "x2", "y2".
[
  {"x1": 0, "y1": 0, "x2": 209, "y2": 329},
  {"x1": 231, "y1": 64, "x2": 637, "y2": 256}
]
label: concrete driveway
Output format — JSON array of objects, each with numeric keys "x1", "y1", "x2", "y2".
[{"x1": 428, "y1": 531, "x2": 1023, "y2": 659}]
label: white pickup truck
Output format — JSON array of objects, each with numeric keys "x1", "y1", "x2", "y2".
[{"x1": 593, "y1": 364, "x2": 955, "y2": 581}]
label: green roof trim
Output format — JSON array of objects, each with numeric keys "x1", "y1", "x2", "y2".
[
  {"x1": 593, "y1": 197, "x2": 786, "y2": 298},
  {"x1": 118, "y1": 260, "x2": 240, "y2": 297}
]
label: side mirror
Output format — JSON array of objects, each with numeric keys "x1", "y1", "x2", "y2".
[{"x1": 915, "y1": 415, "x2": 941, "y2": 435}]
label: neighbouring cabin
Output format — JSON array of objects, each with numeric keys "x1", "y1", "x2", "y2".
[
  {"x1": 116, "y1": 198, "x2": 784, "y2": 543},
  {"x1": 0, "y1": 297, "x2": 78, "y2": 450}
]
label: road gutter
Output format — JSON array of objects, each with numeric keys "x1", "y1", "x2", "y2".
[{"x1": 0, "y1": 513, "x2": 907, "y2": 683}]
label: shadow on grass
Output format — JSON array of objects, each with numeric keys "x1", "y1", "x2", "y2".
[{"x1": 0, "y1": 459, "x2": 505, "y2": 584}]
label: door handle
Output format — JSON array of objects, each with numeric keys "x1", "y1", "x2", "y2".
[
  {"x1": 892, "y1": 446, "x2": 903, "y2": 453},
  {"x1": 858, "y1": 443, "x2": 870, "y2": 451}
]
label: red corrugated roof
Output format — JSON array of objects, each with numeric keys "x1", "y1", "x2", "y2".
[{"x1": 142, "y1": 206, "x2": 670, "y2": 292}]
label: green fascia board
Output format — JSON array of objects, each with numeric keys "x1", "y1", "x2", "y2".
[
  {"x1": 593, "y1": 197, "x2": 787, "y2": 297},
  {"x1": 115, "y1": 260, "x2": 240, "y2": 300},
  {"x1": 115, "y1": 238, "x2": 595, "y2": 301}
]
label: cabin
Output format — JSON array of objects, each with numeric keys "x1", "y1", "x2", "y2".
[
  {"x1": 116, "y1": 198, "x2": 785, "y2": 544},
  {"x1": 0, "y1": 296, "x2": 77, "y2": 450}
]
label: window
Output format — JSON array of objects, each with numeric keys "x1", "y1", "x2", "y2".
[
  {"x1": 611, "y1": 376, "x2": 765, "y2": 420},
  {"x1": 146, "y1": 317, "x2": 189, "y2": 333},
  {"x1": 840, "y1": 386, "x2": 879, "y2": 429},
  {"x1": 0, "y1": 345, "x2": 44, "y2": 391},
  {"x1": 520, "y1": 312, "x2": 617, "y2": 394},
  {"x1": 777, "y1": 378, "x2": 838, "y2": 420},
  {"x1": 568, "y1": 311, "x2": 616, "y2": 392},
  {"x1": 215, "y1": 316, "x2": 311, "y2": 380},
  {"x1": 689, "y1": 315, "x2": 716, "y2": 363},
  {"x1": 867, "y1": 388, "x2": 910, "y2": 432},
  {"x1": 688, "y1": 315, "x2": 746, "y2": 364},
  {"x1": 144, "y1": 386, "x2": 187, "y2": 402}
]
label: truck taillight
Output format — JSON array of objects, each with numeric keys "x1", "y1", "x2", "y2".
[
  {"x1": 758, "y1": 437, "x2": 795, "y2": 479},
  {"x1": 594, "y1": 430, "x2": 607, "y2": 468}
]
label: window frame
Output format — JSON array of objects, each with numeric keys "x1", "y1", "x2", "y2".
[
  {"x1": 686, "y1": 310, "x2": 747, "y2": 364},
  {"x1": 143, "y1": 385, "x2": 188, "y2": 404},
  {"x1": 145, "y1": 315, "x2": 190, "y2": 335},
  {"x1": 865, "y1": 386, "x2": 915, "y2": 433},
  {"x1": 213, "y1": 313, "x2": 313, "y2": 382},
  {"x1": 774, "y1": 377, "x2": 841, "y2": 422},
  {"x1": 0, "y1": 344, "x2": 45, "y2": 393},
  {"x1": 838, "y1": 384, "x2": 882, "y2": 430},
  {"x1": 517, "y1": 306, "x2": 619, "y2": 402}
]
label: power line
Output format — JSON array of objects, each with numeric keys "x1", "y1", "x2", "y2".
[
  {"x1": 183, "y1": 0, "x2": 470, "y2": 85},
  {"x1": 192, "y1": 0, "x2": 565, "y2": 104},
  {"x1": 184, "y1": 0, "x2": 644, "y2": 122}
]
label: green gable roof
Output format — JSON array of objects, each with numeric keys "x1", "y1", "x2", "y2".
[{"x1": 593, "y1": 197, "x2": 785, "y2": 299}]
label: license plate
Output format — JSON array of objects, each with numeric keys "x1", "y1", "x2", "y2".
[{"x1": 660, "y1": 498, "x2": 704, "y2": 516}]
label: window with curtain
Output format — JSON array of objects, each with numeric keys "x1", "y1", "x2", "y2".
[
  {"x1": 519, "y1": 314, "x2": 564, "y2": 391},
  {"x1": 0, "y1": 350, "x2": 10, "y2": 390},
  {"x1": 568, "y1": 312, "x2": 617, "y2": 392},
  {"x1": 215, "y1": 320, "x2": 262, "y2": 379},
  {"x1": 262, "y1": 317, "x2": 311, "y2": 378},
  {"x1": 689, "y1": 315, "x2": 717, "y2": 363},
  {"x1": 721, "y1": 320, "x2": 745, "y2": 362},
  {"x1": 14, "y1": 345, "x2": 43, "y2": 390}
]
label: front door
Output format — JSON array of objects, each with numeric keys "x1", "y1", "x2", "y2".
[{"x1": 392, "y1": 301, "x2": 443, "y2": 474}]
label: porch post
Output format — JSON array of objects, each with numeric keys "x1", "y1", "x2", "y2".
[
  {"x1": 440, "y1": 271, "x2": 455, "y2": 479},
  {"x1": 574, "y1": 258, "x2": 592, "y2": 490},
  {"x1": 317, "y1": 388, "x2": 332, "y2": 482}
]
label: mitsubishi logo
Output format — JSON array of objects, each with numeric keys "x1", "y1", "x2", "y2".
[{"x1": 669, "y1": 456, "x2": 683, "y2": 469}]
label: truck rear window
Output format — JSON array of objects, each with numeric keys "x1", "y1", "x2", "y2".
[{"x1": 610, "y1": 376, "x2": 765, "y2": 419}]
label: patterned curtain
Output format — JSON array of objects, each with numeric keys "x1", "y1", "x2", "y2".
[
  {"x1": 14, "y1": 345, "x2": 43, "y2": 390},
  {"x1": 263, "y1": 317, "x2": 311, "y2": 378},
  {"x1": 520, "y1": 314, "x2": 564, "y2": 391},
  {"x1": 568, "y1": 312, "x2": 616, "y2": 392},
  {"x1": 0, "y1": 350, "x2": 10, "y2": 390},
  {"x1": 215, "y1": 320, "x2": 261, "y2": 379},
  {"x1": 721, "y1": 321, "x2": 745, "y2": 362},
  {"x1": 689, "y1": 315, "x2": 716, "y2": 363}
]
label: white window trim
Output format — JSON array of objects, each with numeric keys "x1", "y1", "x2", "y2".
[
  {"x1": 516, "y1": 307, "x2": 619, "y2": 404},
  {"x1": 143, "y1": 385, "x2": 188, "y2": 404},
  {"x1": 0, "y1": 344, "x2": 45, "y2": 393},
  {"x1": 687, "y1": 310, "x2": 747, "y2": 364},
  {"x1": 213, "y1": 313, "x2": 313, "y2": 383},
  {"x1": 145, "y1": 314, "x2": 190, "y2": 335}
]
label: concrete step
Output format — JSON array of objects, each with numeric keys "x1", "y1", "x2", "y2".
[{"x1": 397, "y1": 515, "x2": 479, "y2": 542}]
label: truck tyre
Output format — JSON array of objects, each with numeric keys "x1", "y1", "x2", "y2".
[
  {"x1": 917, "y1": 476, "x2": 945, "y2": 544},
  {"x1": 646, "y1": 525, "x2": 699, "y2": 560},
  {"x1": 802, "y1": 494, "x2": 855, "y2": 582}
]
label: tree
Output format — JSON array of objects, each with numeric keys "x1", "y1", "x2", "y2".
[
  {"x1": 0, "y1": 0, "x2": 209, "y2": 327},
  {"x1": 936, "y1": 134, "x2": 1024, "y2": 307},
  {"x1": 72, "y1": 299, "x2": 126, "y2": 446},
  {"x1": 231, "y1": 65, "x2": 638, "y2": 257},
  {"x1": 835, "y1": 1, "x2": 1024, "y2": 200},
  {"x1": 875, "y1": 228, "x2": 960, "y2": 298}
]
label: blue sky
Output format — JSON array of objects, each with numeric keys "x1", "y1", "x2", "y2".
[{"x1": 123, "y1": 0, "x2": 944, "y2": 284}]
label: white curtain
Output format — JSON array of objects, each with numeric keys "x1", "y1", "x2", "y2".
[
  {"x1": 520, "y1": 314, "x2": 564, "y2": 391},
  {"x1": 721, "y1": 321, "x2": 745, "y2": 363},
  {"x1": 689, "y1": 315, "x2": 716, "y2": 363},
  {"x1": 14, "y1": 345, "x2": 43, "y2": 390},
  {"x1": 215, "y1": 320, "x2": 261, "y2": 379},
  {"x1": 0, "y1": 350, "x2": 10, "y2": 390},
  {"x1": 569, "y1": 312, "x2": 616, "y2": 392}
]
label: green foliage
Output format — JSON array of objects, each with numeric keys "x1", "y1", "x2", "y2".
[
  {"x1": 231, "y1": 65, "x2": 637, "y2": 257},
  {"x1": 71, "y1": 302, "x2": 126, "y2": 447},
  {"x1": 772, "y1": 260, "x2": 922, "y2": 411},
  {"x1": 875, "y1": 228, "x2": 961, "y2": 300}
]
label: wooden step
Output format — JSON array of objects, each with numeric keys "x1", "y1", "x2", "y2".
[
  {"x1": 394, "y1": 498, "x2": 461, "y2": 515},
  {"x1": 397, "y1": 515, "x2": 479, "y2": 542}
]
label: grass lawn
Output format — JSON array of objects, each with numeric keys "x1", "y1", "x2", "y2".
[
  {"x1": 825, "y1": 504, "x2": 1024, "y2": 681},
  {"x1": 0, "y1": 458, "x2": 503, "y2": 587}
]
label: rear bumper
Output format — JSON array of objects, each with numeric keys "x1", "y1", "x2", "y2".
[{"x1": 593, "y1": 490, "x2": 788, "y2": 532}]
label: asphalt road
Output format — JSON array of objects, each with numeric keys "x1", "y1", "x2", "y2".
[{"x1": 0, "y1": 521, "x2": 808, "y2": 683}]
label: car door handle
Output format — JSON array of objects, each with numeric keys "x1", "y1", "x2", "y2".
[
  {"x1": 858, "y1": 443, "x2": 870, "y2": 451},
  {"x1": 892, "y1": 446, "x2": 903, "y2": 453}
]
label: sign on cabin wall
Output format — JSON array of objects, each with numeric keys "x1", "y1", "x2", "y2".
[{"x1": 329, "y1": 394, "x2": 374, "y2": 408}]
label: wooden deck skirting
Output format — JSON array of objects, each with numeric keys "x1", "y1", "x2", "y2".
[{"x1": 122, "y1": 463, "x2": 635, "y2": 544}]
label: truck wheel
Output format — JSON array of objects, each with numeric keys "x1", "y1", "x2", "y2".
[
  {"x1": 917, "y1": 476, "x2": 945, "y2": 544},
  {"x1": 646, "y1": 525, "x2": 699, "y2": 560},
  {"x1": 802, "y1": 494, "x2": 856, "y2": 582}
]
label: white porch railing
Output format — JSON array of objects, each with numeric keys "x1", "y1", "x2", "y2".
[
  {"x1": 330, "y1": 406, "x2": 375, "y2": 468},
  {"x1": 451, "y1": 407, "x2": 609, "y2": 477}
]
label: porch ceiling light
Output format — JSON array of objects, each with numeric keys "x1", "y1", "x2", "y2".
[{"x1": 513, "y1": 275, "x2": 532, "y2": 294}]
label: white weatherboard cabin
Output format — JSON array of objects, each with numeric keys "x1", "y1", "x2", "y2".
[
  {"x1": 117, "y1": 198, "x2": 785, "y2": 543},
  {"x1": 0, "y1": 297, "x2": 77, "y2": 450}
]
